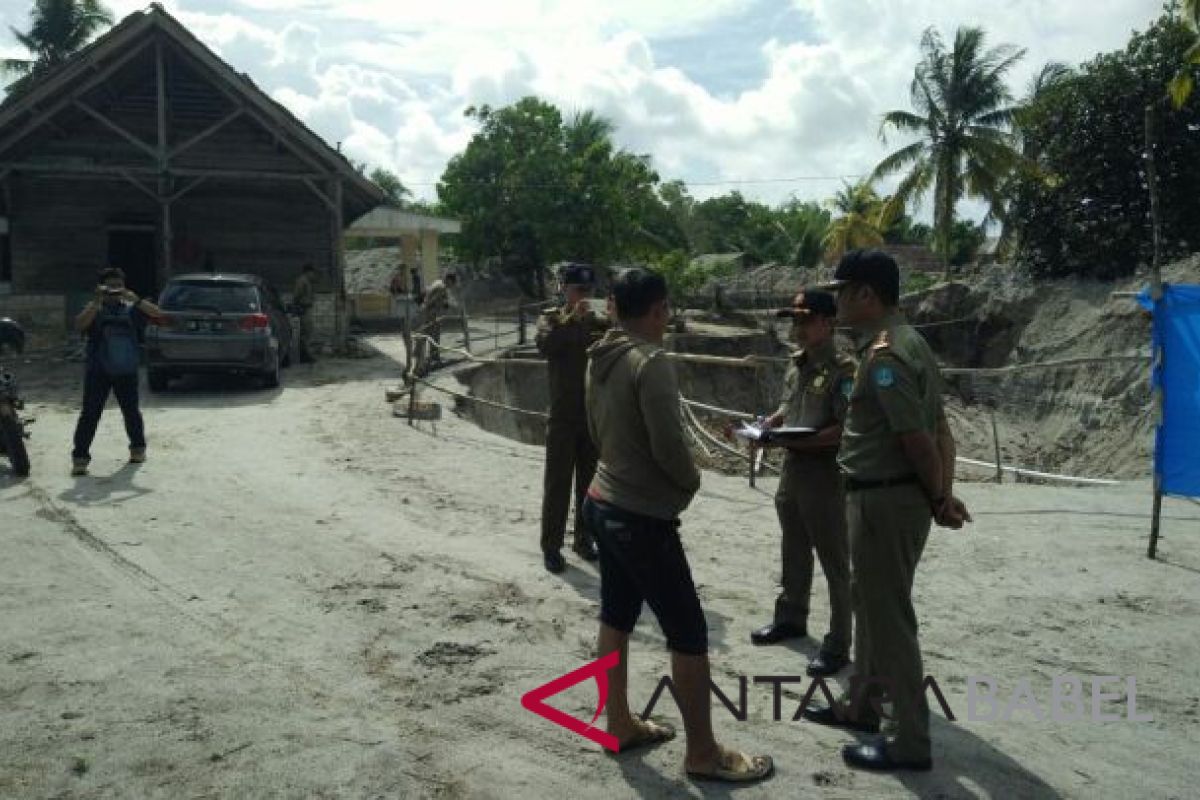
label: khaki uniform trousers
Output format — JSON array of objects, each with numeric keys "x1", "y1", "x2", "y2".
[
  {"x1": 297, "y1": 309, "x2": 315, "y2": 361},
  {"x1": 774, "y1": 456, "x2": 852, "y2": 657},
  {"x1": 846, "y1": 483, "x2": 932, "y2": 762},
  {"x1": 540, "y1": 419, "x2": 598, "y2": 553}
]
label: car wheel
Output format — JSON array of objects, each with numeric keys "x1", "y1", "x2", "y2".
[
  {"x1": 262, "y1": 357, "x2": 281, "y2": 389},
  {"x1": 148, "y1": 370, "x2": 170, "y2": 393}
]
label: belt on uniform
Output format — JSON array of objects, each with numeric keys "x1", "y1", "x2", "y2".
[{"x1": 843, "y1": 474, "x2": 920, "y2": 492}]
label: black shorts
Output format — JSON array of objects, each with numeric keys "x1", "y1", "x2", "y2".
[{"x1": 583, "y1": 497, "x2": 708, "y2": 656}]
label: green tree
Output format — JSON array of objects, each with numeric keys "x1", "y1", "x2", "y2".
[
  {"x1": 773, "y1": 199, "x2": 831, "y2": 267},
  {"x1": 3, "y1": 0, "x2": 114, "y2": 81},
  {"x1": 368, "y1": 167, "x2": 412, "y2": 207},
  {"x1": 872, "y1": 26, "x2": 1025, "y2": 276},
  {"x1": 1168, "y1": 0, "x2": 1200, "y2": 107},
  {"x1": 437, "y1": 97, "x2": 665, "y2": 298},
  {"x1": 1009, "y1": 13, "x2": 1200, "y2": 278}
]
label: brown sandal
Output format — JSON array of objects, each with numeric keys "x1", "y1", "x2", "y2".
[
  {"x1": 687, "y1": 747, "x2": 774, "y2": 783},
  {"x1": 608, "y1": 716, "x2": 676, "y2": 755}
]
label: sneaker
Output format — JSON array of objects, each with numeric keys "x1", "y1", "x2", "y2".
[
  {"x1": 71, "y1": 458, "x2": 89, "y2": 477},
  {"x1": 543, "y1": 551, "x2": 566, "y2": 574},
  {"x1": 129, "y1": 448, "x2": 146, "y2": 464}
]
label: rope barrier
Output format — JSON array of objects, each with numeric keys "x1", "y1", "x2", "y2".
[
  {"x1": 404, "y1": 334, "x2": 1133, "y2": 487},
  {"x1": 955, "y1": 456, "x2": 1121, "y2": 486},
  {"x1": 941, "y1": 355, "x2": 1151, "y2": 376},
  {"x1": 412, "y1": 376, "x2": 549, "y2": 419}
]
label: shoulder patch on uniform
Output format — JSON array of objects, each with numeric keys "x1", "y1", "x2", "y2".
[{"x1": 873, "y1": 365, "x2": 896, "y2": 388}]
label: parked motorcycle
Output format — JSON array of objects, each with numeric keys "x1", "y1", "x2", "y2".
[{"x1": 0, "y1": 318, "x2": 31, "y2": 477}]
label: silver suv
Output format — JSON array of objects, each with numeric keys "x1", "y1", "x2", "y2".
[{"x1": 145, "y1": 274, "x2": 294, "y2": 392}]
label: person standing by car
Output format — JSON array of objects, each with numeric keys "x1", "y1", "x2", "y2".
[
  {"x1": 71, "y1": 267, "x2": 163, "y2": 477},
  {"x1": 292, "y1": 263, "x2": 317, "y2": 363}
]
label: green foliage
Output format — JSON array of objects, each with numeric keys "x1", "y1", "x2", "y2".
[
  {"x1": 1009, "y1": 14, "x2": 1200, "y2": 278},
  {"x1": 4, "y1": 0, "x2": 113, "y2": 82},
  {"x1": 437, "y1": 97, "x2": 666, "y2": 298},
  {"x1": 873, "y1": 26, "x2": 1025, "y2": 275},
  {"x1": 368, "y1": 168, "x2": 411, "y2": 207},
  {"x1": 946, "y1": 220, "x2": 987, "y2": 266},
  {"x1": 902, "y1": 271, "x2": 940, "y2": 295},
  {"x1": 822, "y1": 181, "x2": 892, "y2": 262},
  {"x1": 1168, "y1": 0, "x2": 1200, "y2": 108},
  {"x1": 652, "y1": 250, "x2": 741, "y2": 299},
  {"x1": 671, "y1": 187, "x2": 828, "y2": 266}
]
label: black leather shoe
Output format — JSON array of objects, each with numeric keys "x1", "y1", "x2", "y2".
[
  {"x1": 543, "y1": 551, "x2": 566, "y2": 574},
  {"x1": 572, "y1": 540, "x2": 599, "y2": 562},
  {"x1": 842, "y1": 739, "x2": 931, "y2": 772},
  {"x1": 806, "y1": 651, "x2": 849, "y2": 677},
  {"x1": 750, "y1": 621, "x2": 806, "y2": 645},
  {"x1": 801, "y1": 704, "x2": 880, "y2": 733}
]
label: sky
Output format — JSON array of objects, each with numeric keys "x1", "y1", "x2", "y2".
[{"x1": 0, "y1": 0, "x2": 1166, "y2": 218}]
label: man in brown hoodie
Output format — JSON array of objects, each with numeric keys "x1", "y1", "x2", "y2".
[{"x1": 582, "y1": 268, "x2": 773, "y2": 784}]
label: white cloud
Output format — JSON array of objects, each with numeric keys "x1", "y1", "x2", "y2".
[{"x1": 0, "y1": 0, "x2": 1163, "y2": 218}]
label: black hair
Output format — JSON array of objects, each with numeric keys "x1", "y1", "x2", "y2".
[
  {"x1": 444, "y1": 273, "x2": 458, "y2": 284},
  {"x1": 610, "y1": 267, "x2": 668, "y2": 321},
  {"x1": 98, "y1": 267, "x2": 125, "y2": 283}
]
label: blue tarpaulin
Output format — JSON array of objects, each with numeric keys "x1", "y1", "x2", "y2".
[{"x1": 1138, "y1": 284, "x2": 1200, "y2": 498}]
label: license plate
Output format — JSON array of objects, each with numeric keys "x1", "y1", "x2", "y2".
[{"x1": 188, "y1": 320, "x2": 224, "y2": 332}]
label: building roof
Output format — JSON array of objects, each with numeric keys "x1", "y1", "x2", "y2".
[
  {"x1": 0, "y1": 3, "x2": 384, "y2": 221},
  {"x1": 348, "y1": 207, "x2": 462, "y2": 238}
]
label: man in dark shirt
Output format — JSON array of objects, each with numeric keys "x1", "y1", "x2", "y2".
[{"x1": 71, "y1": 267, "x2": 163, "y2": 476}]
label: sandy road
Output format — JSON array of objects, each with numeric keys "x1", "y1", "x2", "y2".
[{"x1": 2, "y1": 336, "x2": 1199, "y2": 799}]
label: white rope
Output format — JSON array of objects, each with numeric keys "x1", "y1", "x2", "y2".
[
  {"x1": 412, "y1": 376, "x2": 549, "y2": 419},
  {"x1": 681, "y1": 398, "x2": 757, "y2": 422},
  {"x1": 941, "y1": 356, "x2": 1150, "y2": 376},
  {"x1": 954, "y1": 456, "x2": 1120, "y2": 486}
]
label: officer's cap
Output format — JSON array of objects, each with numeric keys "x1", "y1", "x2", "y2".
[
  {"x1": 776, "y1": 290, "x2": 837, "y2": 319},
  {"x1": 559, "y1": 263, "x2": 596, "y2": 287},
  {"x1": 814, "y1": 249, "x2": 900, "y2": 304}
]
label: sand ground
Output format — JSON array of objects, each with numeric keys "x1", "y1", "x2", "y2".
[{"x1": 2, "y1": 334, "x2": 1199, "y2": 799}]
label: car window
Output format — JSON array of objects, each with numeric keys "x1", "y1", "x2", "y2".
[{"x1": 160, "y1": 282, "x2": 261, "y2": 313}]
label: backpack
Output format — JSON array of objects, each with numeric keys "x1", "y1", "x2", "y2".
[{"x1": 96, "y1": 306, "x2": 141, "y2": 377}]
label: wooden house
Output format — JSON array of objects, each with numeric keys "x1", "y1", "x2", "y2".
[{"x1": 0, "y1": 4, "x2": 384, "y2": 343}]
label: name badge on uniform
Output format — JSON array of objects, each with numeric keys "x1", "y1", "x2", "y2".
[
  {"x1": 841, "y1": 377, "x2": 854, "y2": 398},
  {"x1": 812, "y1": 374, "x2": 826, "y2": 389},
  {"x1": 873, "y1": 365, "x2": 896, "y2": 388}
]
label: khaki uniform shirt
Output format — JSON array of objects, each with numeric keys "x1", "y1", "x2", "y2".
[
  {"x1": 292, "y1": 273, "x2": 315, "y2": 310},
  {"x1": 536, "y1": 305, "x2": 610, "y2": 424},
  {"x1": 419, "y1": 280, "x2": 450, "y2": 329},
  {"x1": 839, "y1": 312, "x2": 944, "y2": 480},
  {"x1": 775, "y1": 339, "x2": 857, "y2": 440}
]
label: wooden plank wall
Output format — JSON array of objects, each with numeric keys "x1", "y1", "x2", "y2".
[
  {"x1": 8, "y1": 174, "x2": 158, "y2": 293},
  {"x1": 8, "y1": 174, "x2": 334, "y2": 296}
]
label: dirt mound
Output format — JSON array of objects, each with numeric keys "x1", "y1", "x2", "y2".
[{"x1": 920, "y1": 256, "x2": 1199, "y2": 480}]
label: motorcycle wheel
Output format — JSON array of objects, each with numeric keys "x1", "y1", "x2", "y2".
[{"x1": 0, "y1": 412, "x2": 30, "y2": 477}]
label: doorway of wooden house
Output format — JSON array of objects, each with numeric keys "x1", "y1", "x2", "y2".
[{"x1": 107, "y1": 225, "x2": 158, "y2": 300}]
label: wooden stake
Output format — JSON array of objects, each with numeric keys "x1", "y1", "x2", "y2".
[
  {"x1": 990, "y1": 407, "x2": 1003, "y2": 484},
  {"x1": 1145, "y1": 104, "x2": 1165, "y2": 560}
]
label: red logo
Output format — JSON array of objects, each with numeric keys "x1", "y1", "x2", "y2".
[{"x1": 521, "y1": 652, "x2": 621, "y2": 752}]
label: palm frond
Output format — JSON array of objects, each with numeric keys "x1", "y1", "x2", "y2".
[{"x1": 870, "y1": 141, "x2": 928, "y2": 181}]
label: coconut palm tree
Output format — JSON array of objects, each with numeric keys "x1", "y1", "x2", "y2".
[
  {"x1": 871, "y1": 26, "x2": 1025, "y2": 277},
  {"x1": 3, "y1": 0, "x2": 114, "y2": 81},
  {"x1": 822, "y1": 180, "x2": 894, "y2": 264}
]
